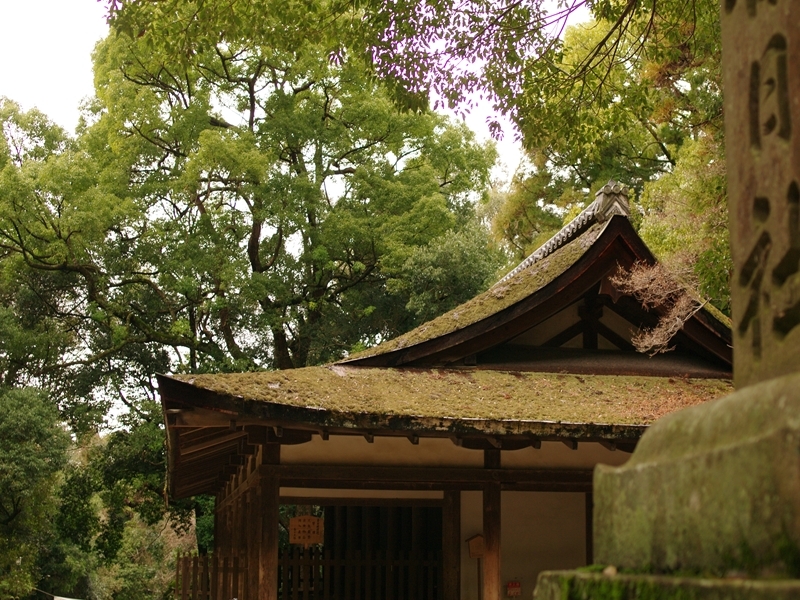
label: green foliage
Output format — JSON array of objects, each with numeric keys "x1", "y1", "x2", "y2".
[
  {"x1": 194, "y1": 496, "x2": 215, "y2": 555},
  {"x1": 488, "y1": 160, "x2": 569, "y2": 260},
  {"x1": 0, "y1": 4, "x2": 503, "y2": 594},
  {"x1": 484, "y1": 1, "x2": 727, "y2": 313},
  {"x1": 639, "y1": 136, "x2": 731, "y2": 314},
  {"x1": 398, "y1": 224, "x2": 506, "y2": 323},
  {"x1": 56, "y1": 466, "x2": 101, "y2": 553},
  {"x1": 0, "y1": 388, "x2": 69, "y2": 599}
]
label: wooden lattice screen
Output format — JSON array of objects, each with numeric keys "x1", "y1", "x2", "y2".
[
  {"x1": 176, "y1": 554, "x2": 248, "y2": 600},
  {"x1": 176, "y1": 549, "x2": 441, "y2": 600}
]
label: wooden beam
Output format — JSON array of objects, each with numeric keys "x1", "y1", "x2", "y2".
[
  {"x1": 543, "y1": 319, "x2": 587, "y2": 348},
  {"x1": 483, "y1": 482, "x2": 501, "y2": 600},
  {"x1": 593, "y1": 319, "x2": 635, "y2": 352},
  {"x1": 179, "y1": 436, "x2": 247, "y2": 460},
  {"x1": 442, "y1": 491, "x2": 461, "y2": 600},
  {"x1": 262, "y1": 464, "x2": 593, "y2": 485},
  {"x1": 279, "y1": 496, "x2": 443, "y2": 507},
  {"x1": 178, "y1": 426, "x2": 228, "y2": 445},
  {"x1": 244, "y1": 425, "x2": 312, "y2": 446}
]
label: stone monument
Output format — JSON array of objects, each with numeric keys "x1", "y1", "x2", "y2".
[
  {"x1": 724, "y1": 0, "x2": 800, "y2": 388},
  {"x1": 534, "y1": 1, "x2": 800, "y2": 597}
]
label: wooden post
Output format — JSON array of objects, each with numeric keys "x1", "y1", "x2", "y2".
[
  {"x1": 259, "y1": 445, "x2": 280, "y2": 600},
  {"x1": 442, "y1": 490, "x2": 461, "y2": 600},
  {"x1": 483, "y1": 483, "x2": 501, "y2": 600},
  {"x1": 231, "y1": 494, "x2": 240, "y2": 558},
  {"x1": 484, "y1": 449, "x2": 501, "y2": 470},
  {"x1": 247, "y1": 486, "x2": 260, "y2": 600}
]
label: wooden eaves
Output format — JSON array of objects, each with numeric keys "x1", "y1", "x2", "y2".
[{"x1": 158, "y1": 369, "x2": 731, "y2": 499}]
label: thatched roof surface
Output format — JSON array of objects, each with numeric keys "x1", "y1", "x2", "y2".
[
  {"x1": 346, "y1": 223, "x2": 605, "y2": 362},
  {"x1": 170, "y1": 366, "x2": 732, "y2": 431}
]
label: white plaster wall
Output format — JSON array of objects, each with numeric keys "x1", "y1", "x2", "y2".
[
  {"x1": 501, "y1": 441, "x2": 631, "y2": 469},
  {"x1": 280, "y1": 434, "x2": 484, "y2": 467},
  {"x1": 459, "y1": 491, "x2": 587, "y2": 600},
  {"x1": 281, "y1": 436, "x2": 630, "y2": 470},
  {"x1": 501, "y1": 492, "x2": 586, "y2": 599}
]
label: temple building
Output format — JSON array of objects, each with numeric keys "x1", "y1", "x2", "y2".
[{"x1": 161, "y1": 182, "x2": 733, "y2": 600}]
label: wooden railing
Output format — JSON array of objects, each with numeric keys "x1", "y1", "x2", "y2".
[
  {"x1": 176, "y1": 554, "x2": 248, "y2": 600},
  {"x1": 176, "y1": 549, "x2": 441, "y2": 600},
  {"x1": 279, "y1": 547, "x2": 441, "y2": 600}
]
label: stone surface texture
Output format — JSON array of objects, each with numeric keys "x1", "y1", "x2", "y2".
[
  {"x1": 593, "y1": 372, "x2": 800, "y2": 572},
  {"x1": 723, "y1": 0, "x2": 800, "y2": 388},
  {"x1": 533, "y1": 571, "x2": 800, "y2": 600}
]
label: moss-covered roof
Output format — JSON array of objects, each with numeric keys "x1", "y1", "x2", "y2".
[
  {"x1": 345, "y1": 223, "x2": 606, "y2": 361},
  {"x1": 173, "y1": 366, "x2": 732, "y2": 428}
]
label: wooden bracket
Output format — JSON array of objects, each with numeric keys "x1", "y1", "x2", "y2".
[{"x1": 598, "y1": 440, "x2": 617, "y2": 452}]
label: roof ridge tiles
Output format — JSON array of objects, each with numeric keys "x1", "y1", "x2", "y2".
[{"x1": 494, "y1": 180, "x2": 630, "y2": 286}]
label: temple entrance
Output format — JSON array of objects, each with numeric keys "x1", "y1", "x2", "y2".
[{"x1": 278, "y1": 504, "x2": 443, "y2": 600}]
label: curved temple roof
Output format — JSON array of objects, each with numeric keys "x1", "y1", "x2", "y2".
[
  {"x1": 342, "y1": 182, "x2": 731, "y2": 369},
  {"x1": 158, "y1": 181, "x2": 734, "y2": 499}
]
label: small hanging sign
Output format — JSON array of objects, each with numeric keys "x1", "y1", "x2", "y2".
[
  {"x1": 506, "y1": 580, "x2": 521, "y2": 597},
  {"x1": 466, "y1": 534, "x2": 485, "y2": 559},
  {"x1": 289, "y1": 515, "x2": 324, "y2": 548}
]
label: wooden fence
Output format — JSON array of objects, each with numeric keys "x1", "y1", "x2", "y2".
[
  {"x1": 279, "y1": 547, "x2": 441, "y2": 600},
  {"x1": 176, "y1": 554, "x2": 248, "y2": 600},
  {"x1": 176, "y1": 549, "x2": 441, "y2": 600}
]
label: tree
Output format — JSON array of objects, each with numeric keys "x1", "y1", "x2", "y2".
[
  {"x1": 0, "y1": 388, "x2": 69, "y2": 599},
  {"x1": 479, "y1": 1, "x2": 730, "y2": 315},
  {"x1": 0, "y1": 8, "x2": 502, "y2": 588},
  {"x1": 0, "y1": 33, "x2": 497, "y2": 394}
]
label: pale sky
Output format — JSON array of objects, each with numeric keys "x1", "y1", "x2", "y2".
[
  {"x1": 0, "y1": 0, "x2": 109, "y2": 132},
  {"x1": 0, "y1": 0, "x2": 522, "y2": 170}
]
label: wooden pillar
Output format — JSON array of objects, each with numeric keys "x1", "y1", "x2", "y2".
[
  {"x1": 247, "y1": 486, "x2": 260, "y2": 600},
  {"x1": 231, "y1": 494, "x2": 240, "y2": 557},
  {"x1": 442, "y1": 490, "x2": 461, "y2": 600},
  {"x1": 483, "y1": 483, "x2": 501, "y2": 600},
  {"x1": 585, "y1": 492, "x2": 594, "y2": 565},
  {"x1": 214, "y1": 493, "x2": 222, "y2": 555},
  {"x1": 238, "y1": 493, "x2": 248, "y2": 557},
  {"x1": 226, "y1": 497, "x2": 235, "y2": 556},
  {"x1": 484, "y1": 448, "x2": 501, "y2": 469},
  {"x1": 258, "y1": 445, "x2": 280, "y2": 600}
]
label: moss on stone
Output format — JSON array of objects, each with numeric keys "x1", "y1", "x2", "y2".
[
  {"x1": 533, "y1": 571, "x2": 800, "y2": 600},
  {"x1": 593, "y1": 373, "x2": 800, "y2": 574},
  {"x1": 346, "y1": 223, "x2": 606, "y2": 361},
  {"x1": 175, "y1": 366, "x2": 731, "y2": 426}
]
